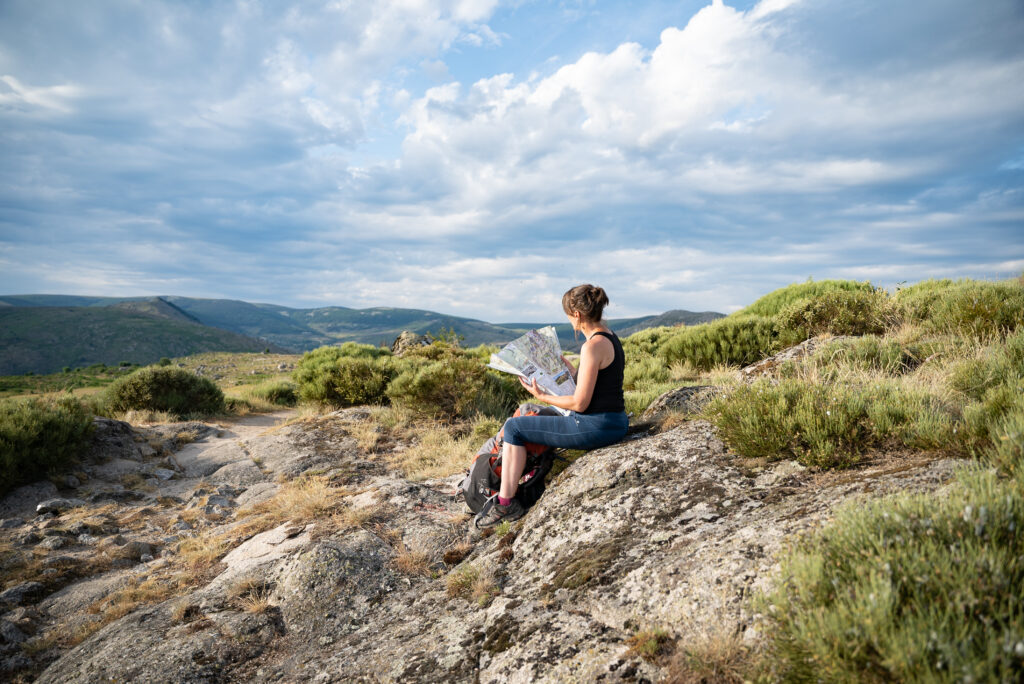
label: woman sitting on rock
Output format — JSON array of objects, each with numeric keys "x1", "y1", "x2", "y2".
[{"x1": 475, "y1": 284, "x2": 629, "y2": 528}]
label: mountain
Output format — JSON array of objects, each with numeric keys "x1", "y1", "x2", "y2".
[
  {"x1": 0, "y1": 294, "x2": 725, "y2": 363},
  {"x1": 0, "y1": 304, "x2": 285, "y2": 375}
]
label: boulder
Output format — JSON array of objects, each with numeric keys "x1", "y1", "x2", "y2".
[
  {"x1": 391, "y1": 330, "x2": 429, "y2": 356},
  {"x1": 0, "y1": 481, "x2": 59, "y2": 519},
  {"x1": 208, "y1": 461, "x2": 265, "y2": 488},
  {"x1": 36, "y1": 498, "x2": 87, "y2": 515},
  {"x1": 637, "y1": 384, "x2": 720, "y2": 422},
  {"x1": 740, "y1": 335, "x2": 856, "y2": 381}
]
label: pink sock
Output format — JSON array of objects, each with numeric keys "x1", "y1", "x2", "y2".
[{"x1": 498, "y1": 496, "x2": 512, "y2": 506}]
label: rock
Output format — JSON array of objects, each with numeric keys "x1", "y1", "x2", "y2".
[
  {"x1": 0, "y1": 583, "x2": 44, "y2": 609},
  {"x1": 0, "y1": 620, "x2": 27, "y2": 645},
  {"x1": 37, "y1": 536, "x2": 66, "y2": 550},
  {"x1": 63, "y1": 475, "x2": 82, "y2": 488},
  {"x1": 210, "y1": 460, "x2": 266, "y2": 488},
  {"x1": 77, "y1": 534, "x2": 99, "y2": 545},
  {"x1": 740, "y1": 335, "x2": 856, "y2": 381},
  {"x1": 151, "y1": 468, "x2": 175, "y2": 481},
  {"x1": 0, "y1": 518, "x2": 23, "y2": 529},
  {"x1": 86, "y1": 417, "x2": 146, "y2": 462},
  {"x1": 0, "y1": 481, "x2": 58, "y2": 519},
  {"x1": 36, "y1": 498, "x2": 86, "y2": 515},
  {"x1": 175, "y1": 440, "x2": 249, "y2": 478},
  {"x1": 88, "y1": 489, "x2": 144, "y2": 504},
  {"x1": 638, "y1": 384, "x2": 720, "y2": 422},
  {"x1": 108, "y1": 541, "x2": 157, "y2": 562},
  {"x1": 755, "y1": 460, "x2": 807, "y2": 488},
  {"x1": 171, "y1": 521, "x2": 192, "y2": 532},
  {"x1": 391, "y1": 330, "x2": 429, "y2": 356},
  {"x1": 235, "y1": 482, "x2": 280, "y2": 509}
]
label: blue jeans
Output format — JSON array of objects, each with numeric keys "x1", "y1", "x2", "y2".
[{"x1": 502, "y1": 410, "x2": 629, "y2": 450}]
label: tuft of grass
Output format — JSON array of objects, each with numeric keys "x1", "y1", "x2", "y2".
[
  {"x1": 227, "y1": 576, "x2": 275, "y2": 614},
  {"x1": 394, "y1": 549, "x2": 432, "y2": 576},
  {"x1": 442, "y1": 541, "x2": 473, "y2": 566},
  {"x1": 625, "y1": 627, "x2": 673, "y2": 663},
  {"x1": 446, "y1": 564, "x2": 480, "y2": 599},
  {"x1": 661, "y1": 630, "x2": 750, "y2": 684}
]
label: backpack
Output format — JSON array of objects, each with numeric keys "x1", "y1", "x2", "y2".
[{"x1": 459, "y1": 403, "x2": 560, "y2": 514}]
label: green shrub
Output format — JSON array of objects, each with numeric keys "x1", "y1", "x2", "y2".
[
  {"x1": 661, "y1": 315, "x2": 776, "y2": 371},
  {"x1": 158, "y1": 357, "x2": 172, "y2": 366},
  {"x1": 0, "y1": 396, "x2": 94, "y2": 495},
  {"x1": 739, "y1": 279, "x2": 876, "y2": 317},
  {"x1": 244, "y1": 380, "x2": 298, "y2": 407},
  {"x1": 774, "y1": 287, "x2": 892, "y2": 346},
  {"x1": 623, "y1": 355, "x2": 671, "y2": 391},
  {"x1": 896, "y1": 278, "x2": 1024, "y2": 337},
  {"x1": 294, "y1": 356, "x2": 395, "y2": 407},
  {"x1": 387, "y1": 356, "x2": 486, "y2": 419},
  {"x1": 949, "y1": 328, "x2": 1024, "y2": 402},
  {"x1": 759, "y1": 464, "x2": 1024, "y2": 682},
  {"x1": 474, "y1": 372, "x2": 528, "y2": 419},
  {"x1": 707, "y1": 379, "x2": 961, "y2": 468},
  {"x1": 105, "y1": 367, "x2": 225, "y2": 418},
  {"x1": 787, "y1": 335, "x2": 919, "y2": 380},
  {"x1": 989, "y1": 407, "x2": 1024, "y2": 481},
  {"x1": 622, "y1": 326, "x2": 680, "y2": 358}
]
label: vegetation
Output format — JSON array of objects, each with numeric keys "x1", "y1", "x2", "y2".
[
  {"x1": 0, "y1": 396, "x2": 95, "y2": 495},
  {"x1": 104, "y1": 367, "x2": 225, "y2": 418}
]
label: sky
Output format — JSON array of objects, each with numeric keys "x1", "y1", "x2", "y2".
[{"x1": 1, "y1": 0, "x2": 1022, "y2": 322}]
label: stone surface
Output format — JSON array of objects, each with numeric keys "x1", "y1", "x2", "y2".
[
  {"x1": 0, "y1": 583, "x2": 44, "y2": 609},
  {"x1": 85, "y1": 418, "x2": 145, "y2": 462},
  {"x1": 208, "y1": 460, "x2": 265, "y2": 488},
  {"x1": 637, "y1": 384, "x2": 720, "y2": 422},
  {"x1": 18, "y1": 409, "x2": 961, "y2": 684},
  {"x1": 391, "y1": 330, "x2": 429, "y2": 356},
  {"x1": 0, "y1": 481, "x2": 59, "y2": 518},
  {"x1": 36, "y1": 498, "x2": 87, "y2": 515}
]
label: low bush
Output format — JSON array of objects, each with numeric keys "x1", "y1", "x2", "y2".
[
  {"x1": 739, "y1": 279, "x2": 876, "y2": 317},
  {"x1": 243, "y1": 380, "x2": 298, "y2": 407},
  {"x1": 661, "y1": 315, "x2": 776, "y2": 371},
  {"x1": 105, "y1": 367, "x2": 224, "y2": 418},
  {"x1": 294, "y1": 356, "x2": 395, "y2": 407},
  {"x1": 622, "y1": 326, "x2": 680, "y2": 358},
  {"x1": 0, "y1": 396, "x2": 95, "y2": 495},
  {"x1": 783, "y1": 335, "x2": 920, "y2": 381},
  {"x1": 706, "y1": 379, "x2": 961, "y2": 468},
  {"x1": 387, "y1": 355, "x2": 487, "y2": 419},
  {"x1": 773, "y1": 287, "x2": 892, "y2": 347},
  {"x1": 623, "y1": 355, "x2": 671, "y2": 391},
  {"x1": 896, "y1": 278, "x2": 1024, "y2": 338},
  {"x1": 758, "y1": 464, "x2": 1024, "y2": 682}
]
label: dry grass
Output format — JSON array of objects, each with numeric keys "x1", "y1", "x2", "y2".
[
  {"x1": 470, "y1": 568, "x2": 500, "y2": 607},
  {"x1": 176, "y1": 534, "x2": 232, "y2": 572},
  {"x1": 236, "y1": 475, "x2": 350, "y2": 531},
  {"x1": 446, "y1": 564, "x2": 479, "y2": 599},
  {"x1": 171, "y1": 600, "x2": 202, "y2": 623},
  {"x1": 117, "y1": 409, "x2": 176, "y2": 425},
  {"x1": 347, "y1": 420, "x2": 385, "y2": 452},
  {"x1": 660, "y1": 630, "x2": 753, "y2": 684},
  {"x1": 393, "y1": 548, "x2": 432, "y2": 576},
  {"x1": 389, "y1": 425, "x2": 476, "y2": 481},
  {"x1": 227, "y1": 576, "x2": 275, "y2": 614}
]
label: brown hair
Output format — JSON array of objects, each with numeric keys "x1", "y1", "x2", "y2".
[{"x1": 562, "y1": 284, "x2": 610, "y2": 324}]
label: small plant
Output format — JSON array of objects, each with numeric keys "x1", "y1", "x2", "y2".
[
  {"x1": 446, "y1": 564, "x2": 479, "y2": 599},
  {"x1": 394, "y1": 549, "x2": 432, "y2": 576},
  {"x1": 661, "y1": 315, "x2": 777, "y2": 371},
  {"x1": 494, "y1": 520, "x2": 512, "y2": 537},
  {"x1": 773, "y1": 287, "x2": 892, "y2": 346},
  {"x1": 626, "y1": 627, "x2": 673, "y2": 662},
  {"x1": 443, "y1": 542, "x2": 473, "y2": 566},
  {"x1": 387, "y1": 355, "x2": 487, "y2": 419},
  {"x1": 294, "y1": 355, "x2": 394, "y2": 407}
]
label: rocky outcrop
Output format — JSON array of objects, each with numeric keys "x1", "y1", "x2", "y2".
[
  {"x1": 739, "y1": 335, "x2": 855, "y2": 381},
  {"x1": 2, "y1": 402, "x2": 960, "y2": 682},
  {"x1": 391, "y1": 331, "x2": 429, "y2": 356}
]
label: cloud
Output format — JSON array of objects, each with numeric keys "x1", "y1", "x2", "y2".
[{"x1": 1, "y1": 0, "x2": 1022, "y2": 322}]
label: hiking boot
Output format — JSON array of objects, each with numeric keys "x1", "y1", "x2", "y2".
[{"x1": 474, "y1": 496, "x2": 525, "y2": 529}]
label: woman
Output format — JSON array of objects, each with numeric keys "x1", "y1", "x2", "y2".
[{"x1": 475, "y1": 284, "x2": 629, "y2": 528}]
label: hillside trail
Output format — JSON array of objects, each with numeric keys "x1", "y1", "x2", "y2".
[{"x1": 159, "y1": 408, "x2": 298, "y2": 499}]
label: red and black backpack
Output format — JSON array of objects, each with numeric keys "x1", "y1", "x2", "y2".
[{"x1": 459, "y1": 403, "x2": 560, "y2": 513}]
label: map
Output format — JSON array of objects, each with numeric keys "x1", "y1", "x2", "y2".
[{"x1": 487, "y1": 326, "x2": 576, "y2": 398}]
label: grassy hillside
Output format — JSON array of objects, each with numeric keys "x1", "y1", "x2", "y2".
[{"x1": 0, "y1": 306, "x2": 285, "y2": 375}]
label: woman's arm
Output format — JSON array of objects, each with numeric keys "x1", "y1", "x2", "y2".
[
  {"x1": 521, "y1": 337, "x2": 607, "y2": 412},
  {"x1": 561, "y1": 354, "x2": 578, "y2": 381}
]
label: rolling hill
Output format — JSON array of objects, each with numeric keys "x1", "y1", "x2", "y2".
[{"x1": 0, "y1": 294, "x2": 724, "y2": 372}]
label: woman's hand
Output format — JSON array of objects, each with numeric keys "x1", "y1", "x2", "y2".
[{"x1": 519, "y1": 376, "x2": 543, "y2": 399}]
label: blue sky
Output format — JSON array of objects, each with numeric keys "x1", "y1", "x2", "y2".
[{"x1": 1, "y1": 0, "x2": 1022, "y2": 322}]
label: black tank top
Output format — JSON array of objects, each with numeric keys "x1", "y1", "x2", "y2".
[{"x1": 582, "y1": 331, "x2": 625, "y2": 415}]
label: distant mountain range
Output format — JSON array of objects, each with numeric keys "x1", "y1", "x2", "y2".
[{"x1": 0, "y1": 294, "x2": 723, "y2": 375}]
